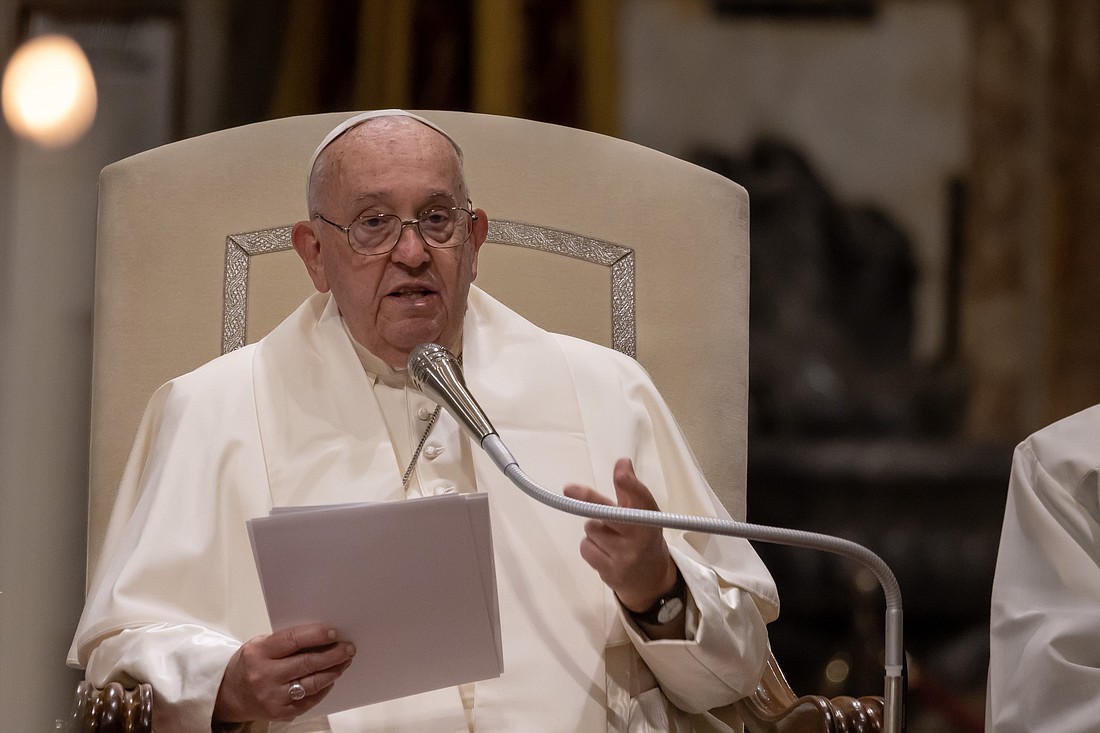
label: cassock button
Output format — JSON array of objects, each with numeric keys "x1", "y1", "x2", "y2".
[
  {"x1": 423, "y1": 445, "x2": 444, "y2": 459},
  {"x1": 416, "y1": 407, "x2": 434, "y2": 421}
]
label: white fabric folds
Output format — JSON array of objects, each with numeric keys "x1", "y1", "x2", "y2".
[{"x1": 70, "y1": 287, "x2": 779, "y2": 732}]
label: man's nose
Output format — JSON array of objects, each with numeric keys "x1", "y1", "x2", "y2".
[{"x1": 390, "y1": 222, "x2": 430, "y2": 265}]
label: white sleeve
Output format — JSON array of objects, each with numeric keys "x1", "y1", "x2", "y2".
[
  {"x1": 619, "y1": 546, "x2": 769, "y2": 713},
  {"x1": 986, "y1": 440, "x2": 1100, "y2": 732},
  {"x1": 84, "y1": 624, "x2": 240, "y2": 733}
]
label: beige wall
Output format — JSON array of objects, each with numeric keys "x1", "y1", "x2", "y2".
[
  {"x1": 0, "y1": 6, "x2": 91, "y2": 728},
  {"x1": 0, "y1": 131, "x2": 96, "y2": 729},
  {"x1": 0, "y1": 5, "x2": 222, "y2": 728}
]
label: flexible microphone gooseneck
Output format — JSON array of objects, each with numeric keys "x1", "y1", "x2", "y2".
[{"x1": 408, "y1": 342, "x2": 905, "y2": 733}]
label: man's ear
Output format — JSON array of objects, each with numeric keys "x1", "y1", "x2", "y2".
[
  {"x1": 469, "y1": 208, "x2": 489, "y2": 281},
  {"x1": 291, "y1": 219, "x2": 330, "y2": 293}
]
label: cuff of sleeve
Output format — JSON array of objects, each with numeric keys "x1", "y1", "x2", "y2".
[
  {"x1": 85, "y1": 623, "x2": 241, "y2": 733},
  {"x1": 620, "y1": 547, "x2": 768, "y2": 712}
]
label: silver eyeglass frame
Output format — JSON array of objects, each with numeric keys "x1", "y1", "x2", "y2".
[{"x1": 313, "y1": 205, "x2": 479, "y2": 256}]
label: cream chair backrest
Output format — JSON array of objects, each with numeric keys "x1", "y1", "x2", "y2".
[{"x1": 86, "y1": 110, "x2": 750, "y2": 577}]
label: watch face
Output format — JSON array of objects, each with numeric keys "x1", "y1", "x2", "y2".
[{"x1": 656, "y1": 596, "x2": 684, "y2": 624}]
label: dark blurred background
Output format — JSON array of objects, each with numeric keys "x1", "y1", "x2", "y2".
[{"x1": 3, "y1": 2, "x2": 1100, "y2": 731}]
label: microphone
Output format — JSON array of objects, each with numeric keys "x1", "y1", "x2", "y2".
[
  {"x1": 408, "y1": 343, "x2": 496, "y2": 442},
  {"x1": 408, "y1": 342, "x2": 905, "y2": 733}
]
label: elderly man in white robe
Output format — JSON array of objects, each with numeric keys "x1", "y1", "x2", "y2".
[
  {"x1": 986, "y1": 404, "x2": 1100, "y2": 732},
  {"x1": 68, "y1": 110, "x2": 779, "y2": 733}
]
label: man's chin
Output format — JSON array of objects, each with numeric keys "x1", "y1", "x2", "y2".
[{"x1": 387, "y1": 328, "x2": 458, "y2": 363}]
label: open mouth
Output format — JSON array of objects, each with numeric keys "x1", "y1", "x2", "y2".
[{"x1": 389, "y1": 287, "x2": 436, "y2": 301}]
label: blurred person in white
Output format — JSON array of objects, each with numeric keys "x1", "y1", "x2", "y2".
[
  {"x1": 987, "y1": 404, "x2": 1100, "y2": 731},
  {"x1": 68, "y1": 110, "x2": 779, "y2": 732}
]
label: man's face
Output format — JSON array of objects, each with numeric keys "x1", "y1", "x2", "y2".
[{"x1": 292, "y1": 119, "x2": 486, "y2": 368}]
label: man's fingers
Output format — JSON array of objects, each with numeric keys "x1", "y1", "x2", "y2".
[
  {"x1": 612, "y1": 458, "x2": 660, "y2": 511},
  {"x1": 267, "y1": 643, "x2": 356, "y2": 721},
  {"x1": 566, "y1": 460, "x2": 661, "y2": 514},
  {"x1": 304, "y1": 656, "x2": 355, "y2": 696},
  {"x1": 262, "y1": 624, "x2": 340, "y2": 659},
  {"x1": 563, "y1": 484, "x2": 612, "y2": 506},
  {"x1": 289, "y1": 640, "x2": 357, "y2": 682},
  {"x1": 274, "y1": 678, "x2": 341, "y2": 722},
  {"x1": 283, "y1": 655, "x2": 354, "y2": 705}
]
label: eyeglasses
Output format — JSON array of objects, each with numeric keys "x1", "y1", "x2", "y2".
[{"x1": 314, "y1": 205, "x2": 478, "y2": 256}]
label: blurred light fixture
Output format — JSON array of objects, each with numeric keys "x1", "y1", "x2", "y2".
[
  {"x1": 825, "y1": 656, "x2": 851, "y2": 684},
  {"x1": 2, "y1": 34, "x2": 97, "y2": 148}
]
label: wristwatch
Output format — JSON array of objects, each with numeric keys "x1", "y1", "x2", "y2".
[{"x1": 628, "y1": 568, "x2": 686, "y2": 625}]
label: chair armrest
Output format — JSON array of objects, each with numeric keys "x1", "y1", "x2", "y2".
[
  {"x1": 67, "y1": 681, "x2": 153, "y2": 733},
  {"x1": 711, "y1": 648, "x2": 886, "y2": 733}
]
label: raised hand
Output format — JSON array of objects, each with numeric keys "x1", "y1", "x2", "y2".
[{"x1": 563, "y1": 458, "x2": 680, "y2": 618}]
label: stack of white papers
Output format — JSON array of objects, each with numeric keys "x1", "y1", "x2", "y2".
[{"x1": 247, "y1": 493, "x2": 502, "y2": 717}]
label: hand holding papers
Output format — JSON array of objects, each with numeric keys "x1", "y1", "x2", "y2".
[{"x1": 247, "y1": 493, "x2": 502, "y2": 718}]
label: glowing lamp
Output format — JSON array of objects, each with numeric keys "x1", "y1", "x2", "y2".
[{"x1": 2, "y1": 34, "x2": 98, "y2": 148}]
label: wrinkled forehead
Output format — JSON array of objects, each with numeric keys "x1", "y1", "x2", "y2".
[{"x1": 307, "y1": 109, "x2": 463, "y2": 188}]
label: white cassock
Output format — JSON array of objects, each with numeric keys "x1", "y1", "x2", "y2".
[
  {"x1": 986, "y1": 404, "x2": 1100, "y2": 732},
  {"x1": 69, "y1": 286, "x2": 779, "y2": 733}
]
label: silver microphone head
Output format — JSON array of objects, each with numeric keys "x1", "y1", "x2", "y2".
[{"x1": 408, "y1": 343, "x2": 497, "y2": 443}]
